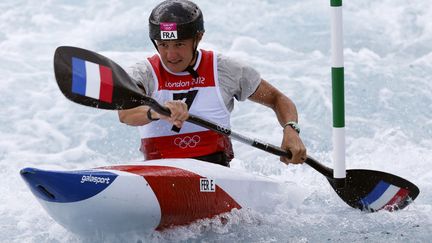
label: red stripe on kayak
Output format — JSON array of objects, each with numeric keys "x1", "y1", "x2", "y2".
[
  {"x1": 108, "y1": 165, "x2": 241, "y2": 230},
  {"x1": 382, "y1": 187, "x2": 410, "y2": 211}
]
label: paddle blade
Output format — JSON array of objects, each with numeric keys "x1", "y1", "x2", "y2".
[
  {"x1": 329, "y1": 169, "x2": 419, "y2": 212},
  {"x1": 54, "y1": 46, "x2": 148, "y2": 110}
]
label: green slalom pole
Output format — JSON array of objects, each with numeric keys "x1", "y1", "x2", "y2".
[{"x1": 331, "y1": 0, "x2": 346, "y2": 188}]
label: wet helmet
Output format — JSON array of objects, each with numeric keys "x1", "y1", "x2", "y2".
[{"x1": 149, "y1": 0, "x2": 205, "y2": 41}]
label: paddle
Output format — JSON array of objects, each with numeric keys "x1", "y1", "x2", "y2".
[{"x1": 53, "y1": 46, "x2": 419, "y2": 212}]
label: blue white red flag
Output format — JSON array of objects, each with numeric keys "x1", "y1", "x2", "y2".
[
  {"x1": 360, "y1": 180, "x2": 409, "y2": 211},
  {"x1": 71, "y1": 57, "x2": 113, "y2": 103}
]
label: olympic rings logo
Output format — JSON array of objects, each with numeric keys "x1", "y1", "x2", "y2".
[{"x1": 174, "y1": 135, "x2": 201, "y2": 149}]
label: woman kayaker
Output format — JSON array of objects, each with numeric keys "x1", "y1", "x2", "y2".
[{"x1": 118, "y1": 0, "x2": 306, "y2": 167}]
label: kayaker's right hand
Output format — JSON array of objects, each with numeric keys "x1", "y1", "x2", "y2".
[
  {"x1": 156, "y1": 100, "x2": 189, "y2": 128},
  {"x1": 280, "y1": 126, "x2": 307, "y2": 165}
]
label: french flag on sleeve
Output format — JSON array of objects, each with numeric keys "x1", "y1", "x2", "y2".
[
  {"x1": 71, "y1": 57, "x2": 113, "y2": 103},
  {"x1": 359, "y1": 180, "x2": 410, "y2": 211}
]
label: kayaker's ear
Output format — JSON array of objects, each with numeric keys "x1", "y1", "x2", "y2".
[{"x1": 196, "y1": 32, "x2": 203, "y2": 42}]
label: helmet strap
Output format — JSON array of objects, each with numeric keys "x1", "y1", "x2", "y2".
[
  {"x1": 184, "y1": 37, "x2": 199, "y2": 79},
  {"x1": 151, "y1": 39, "x2": 158, "y2": 52}
]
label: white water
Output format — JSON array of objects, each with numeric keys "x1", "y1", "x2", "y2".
[{"x1": 1, "y1": 0, "x2": 431, "y2": 242}]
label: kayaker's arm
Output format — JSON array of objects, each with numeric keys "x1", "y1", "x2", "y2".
[
  {"x1": 118, "y1": 106, "x2": 153, "y2": 126},
  {"x1": 118, "y1": 101, "x2": 189, "y2": 128},
  {"x1": 248, "y1": 79, "x2": 307, "y2": 165}
]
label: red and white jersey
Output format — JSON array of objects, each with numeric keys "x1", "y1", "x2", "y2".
[{"x1": 139, "y1": 50, "x2": 233, "y2": 160}]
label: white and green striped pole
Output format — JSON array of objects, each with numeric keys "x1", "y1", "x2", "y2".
[{"x1": 331, "y1": 0, "x2": 346, "y2": 188}]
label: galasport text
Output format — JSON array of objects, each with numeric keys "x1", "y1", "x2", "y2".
[{"x1": 80, "y1": 175, "x2": 111, "y2": 184}]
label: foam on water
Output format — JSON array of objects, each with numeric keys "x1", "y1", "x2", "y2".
[{"x1": 1, "y1": 0, "x2": 431, "y2": 242}]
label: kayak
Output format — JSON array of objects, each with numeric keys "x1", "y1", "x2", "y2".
[{"x1": 20, "y1": 159, "x2": 282, "y2": 234}]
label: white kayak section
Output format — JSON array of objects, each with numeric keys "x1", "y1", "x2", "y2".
[{"x1": 20, "y1": 159, "x2": 284, "y2": 234}]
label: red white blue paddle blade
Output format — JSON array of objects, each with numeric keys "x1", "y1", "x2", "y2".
[
  {"x1": 54, "y1": 46, "x2": 149, "y2": 110},
  {"x1": 329, "y1": 169, "x2": 419, "y2": 212}
]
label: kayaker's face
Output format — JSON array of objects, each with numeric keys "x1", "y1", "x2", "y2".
[{"x1": 156, "y1": 38, "x2": 196, "y2": 73}]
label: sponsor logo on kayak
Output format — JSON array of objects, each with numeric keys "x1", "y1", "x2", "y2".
[
  {"x1": 200, "y1": 178, "x2": 215, "y2": 192},
  {"x1": 174, "y1": 135, "x2": 201, "y2": 149},
  {"x1": 80, "y1": 175, "x2": 111, "y2": 185}
]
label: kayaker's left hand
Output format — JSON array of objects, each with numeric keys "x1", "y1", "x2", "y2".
[
  {"x1": 157, "y1": 100, "x2": 189, "y2": 128},
  {"x1": 280, "y1": 127, "x2": 307, "y2": 165}
]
